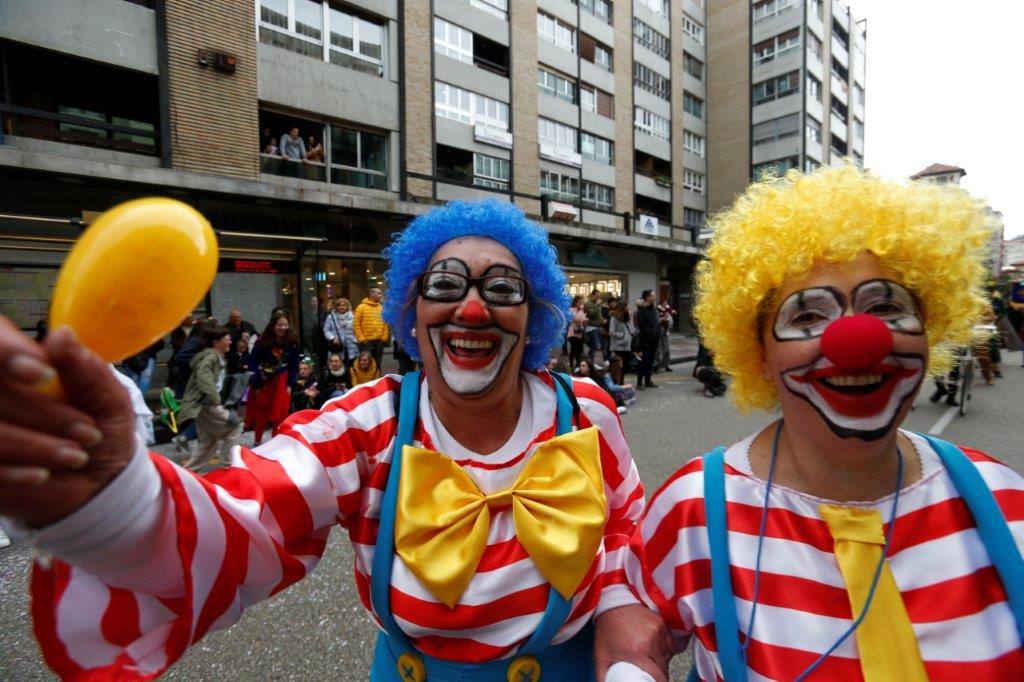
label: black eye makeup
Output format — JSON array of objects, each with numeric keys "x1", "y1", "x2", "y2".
[
  {"x1": 852, "y1": 279, "x2": 923, "y2": 335},
  {"x1": 773, "y1": 287, "x2": 845, "y2": 341}
]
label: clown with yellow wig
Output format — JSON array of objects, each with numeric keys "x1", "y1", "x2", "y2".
[{"x1": 596, "y1": 165, "x2": 1024, "y2": 680}]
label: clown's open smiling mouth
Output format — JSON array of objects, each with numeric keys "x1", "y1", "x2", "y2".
[
  {"x1": 428, "y1": 323, "x2": 520, "y2": 395},
  {"x1": 440, "y1": 329, "x2": 502, "y2": 370},
  {"x1": 782, "y1": 353, "x2": 924, "y2": 440}
]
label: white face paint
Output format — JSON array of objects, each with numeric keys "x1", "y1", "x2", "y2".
[
  {"x1": 780, "y1": 353, "x2": 925, "y2": 440},
  {"x1": 428, "y1": 323, "x2": 520, "y2": 395}
]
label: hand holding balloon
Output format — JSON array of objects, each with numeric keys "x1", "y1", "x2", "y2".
[{"x1": 0, "y1": 198, "x2": 218, "y2": 526}]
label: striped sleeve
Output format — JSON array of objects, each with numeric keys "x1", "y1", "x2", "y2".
[
  {"x1": 30, "y1": 376, "x2": 401, "y2": 680},
  {"x1": 621, "y1": 457, "x2": 706, "y2": 651},
  {"x1": 571, "y1": 377, "x2": 647, "y2": 616}
]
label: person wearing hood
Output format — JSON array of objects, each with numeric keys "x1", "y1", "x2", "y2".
[
  {"x1": 348, "y1": 350, "x2": 378, "y2": 388},
  {"x1": 178, "y1": 325, "x2": 241, "y2": 471},
  {"x1": 323, "y1": 297, "x2": 358, "y2": 370},
  {"x1": 355, "y1": 287, "x2": 390, "y2": 376}
]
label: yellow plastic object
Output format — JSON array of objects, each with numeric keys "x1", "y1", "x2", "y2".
[{"x1": 49, "y1": 198, "x2": 218, "y2": 363}]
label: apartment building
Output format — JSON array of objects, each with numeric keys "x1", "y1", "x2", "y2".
[
  {"x1": 707, "y1": 0, "x2": 866, "y2": 216},
  {"x1": 0, "y1": 0, "x2": 708, "y2": 342}
]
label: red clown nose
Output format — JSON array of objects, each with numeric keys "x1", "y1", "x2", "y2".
[
  {"x1": 821, "y1": 313, "x2": 894, "y2": 369},
  {"x1": 460, "y1": 299, "x2": 488, "y2": 324}
]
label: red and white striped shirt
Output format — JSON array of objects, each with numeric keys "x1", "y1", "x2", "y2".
[
  {"x1": 30, "y1": 372, "x2": 644, "y2": 679},
  {"x1": 612, "y1": 429, "x2": 1024, "y2": 681}
]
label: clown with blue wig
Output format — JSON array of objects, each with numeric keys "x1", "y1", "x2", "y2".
[{"x1": 7, "y1": 200, "x2": 653, "y2": 681}]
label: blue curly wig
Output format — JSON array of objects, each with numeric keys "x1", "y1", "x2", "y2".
[{"x1": 382, "y1": 200, "x2": 570, "y2": 369}]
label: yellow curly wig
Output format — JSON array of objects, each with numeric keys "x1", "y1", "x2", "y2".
[{"x1": 694, "y1": 164, "x2": 994, "y2": 412}]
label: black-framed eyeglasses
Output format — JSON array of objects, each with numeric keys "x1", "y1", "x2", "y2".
[{"x1": 418, "y1": 270, "x2": 530, "y2": 306}]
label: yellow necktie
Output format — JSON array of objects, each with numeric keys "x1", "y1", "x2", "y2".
[
  {"x1": 819, "y1": 505, "x2": 928, "y2": 682},
  {"x1": 395, "y1": 427, "x2": 607, "y2": 608}
]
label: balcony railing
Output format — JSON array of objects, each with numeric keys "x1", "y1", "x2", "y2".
[
  {"x1": 0, "y1": 104, "x2": 158, "y2": 156},
  {"x1": 260, "y1": 154, "x2": 327, "y2": 181}
]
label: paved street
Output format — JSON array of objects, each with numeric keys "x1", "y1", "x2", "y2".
[{"x1": 2, "y1": 352, "x2": 1022, "y2": 680}]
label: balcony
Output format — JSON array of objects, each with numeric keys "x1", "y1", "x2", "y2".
[
  {"x1": 831, "y1": 74, "x2": 848, "y2": 105},
  {"x1": 831, "y1": 38, "x2": 849, "y2": 68},
  {"x1": 830, "y1": 112, "x2": 847, "y2": 141},
  {"x1": 260, "y1": 154, "x2": 327, "y2": 182}
]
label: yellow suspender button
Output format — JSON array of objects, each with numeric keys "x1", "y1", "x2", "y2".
[
  {"x1": 396, "y1": 652, "x2": 426, "y2": 682},
  {"x1": 507, "y1": 655, "x2": 541, "y2": 682}
]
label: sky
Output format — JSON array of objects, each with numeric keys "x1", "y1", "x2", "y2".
[{"x1": 845, "y1": 0, "x2": 1023, "y2": 237}]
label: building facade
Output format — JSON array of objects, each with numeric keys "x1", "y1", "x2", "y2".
[
  {"x1": 707, "y1": 0, "x2": 866, "y2": 216},
  {"x1": 0, "y1": 0, "x2": 710, "y2": 343}
]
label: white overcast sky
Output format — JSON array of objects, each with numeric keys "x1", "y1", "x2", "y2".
[{"x1": 845, "y1": 0, "x2": 1022, "y2": 237}]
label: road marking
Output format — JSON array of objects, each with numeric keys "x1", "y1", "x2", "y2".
[{"x1": 928, "y1": 406, "x2": 959, "y2": 435}]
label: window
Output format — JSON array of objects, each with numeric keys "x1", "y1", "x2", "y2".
[
  {"x1": 684, "y1": 207, "x2": 705, "y2": 227},
  {"x1": 580, "y1": 85, "x2": 596, "y2": 112},
  {"x1": 803, "y1": 157, "x2": 821, "y2": 173},
  {"x1": 582, "y1": 84, "x2": 615, "y2": 118},
  {"x1": 753, "y1": 113, "x2": 800, "y2": 145},
  {"x1": 582, "y1": 181, "x2": 614, "y2": 211},
  {"x1": 831, "y1": 96, "x2": 848, "y2": 119},
  {"x1": 753, "y1": 28, "x2": 800, "y2": 65},
  {"x1": 852, "y1": 118, "x2": 864, "y2": 140},
  {"x1": 807, "y1": 74, "x2": 822, "y2": 102},
  {"x1": 684, "y1": 91, "x2": 703, "y2": 118},
  {"x1": 435, "y1": 82, "x2": 509, "y2": 130},
  {"x1": 474, "y1": 153, "x2": 510, "y2": 190},
  {"x1": 538, "y1": 12, "x2": 575, "y2": 52},
  {"x1": 538, "y1": 118, "x2": 578, "y2": 152},
  {"x1": 753, "y1": 0, "x2": 798, "y2": 22},
  {"x1": 683, "y1": 52, "x2": 704, "y2": 80},
  {"x1": 753, "y1": 156, "x2": 798, "y2": 180},
  {"x1": 634, "y1": 107, "x2": 670, "y2": 141},
  {"x1": 540, "y1": 170, "x2": 581, "y2": 203},
  {"x1": 580, "y1": 34, "x2": 613, "y2": 72},
  {"x1": 462, "y1": 0, "x2": 507, "y2": 20},
  {"x1": 684, "y1": 131, "x2": 705, "y2": 157},
  {"x1": 581, "y1": 132, "x2": 614, "y2": 164},
  {"x1": 330, "y1": 126, "x2": 387, "y2": 190},
  {"x1": 683, "y1": 170, "x2": 705, "y2": 194},
  {"x1": 633, "y1": 63, "x2": 670, "y2": 100},
  {"x1": 437, "y1": 144, "x2": 473, "y2": 182},
  {"x1": 633, "y1": 18, "x2": 670, "y2": 59},
  {"x1": 752, "y1": 71, "x2": 800, "y2": 104},
  {"x1": 806, "y1": 116, "x2": 822, "y2": 143},
  {"x1": 577, "y1": 0, "x2": 612, "y2": 24},
  {"x1": 807, "y1": 32, "x2": 823, "y2": 61},
  {"x1": 259, "y1": 1, "x2": 386, "y2": 76},
  {"x1": 538, "y1": 68, "x2": 577, "y2": 103},
  {"x1": 682, "y1": 14, "x2": 704, "y2": 45},
  {"x1": 854, "y1": 83, "x2": 865, "y2": 107},
  {"x1": 810, "y1": 0, "x2": 823, "y2": 20},
  {"x1": 636, "y1": 0, "x2": 668, "y2": 17},
  {"x1": 434, "y1": 18, "x2": 472, "y2": 64}
]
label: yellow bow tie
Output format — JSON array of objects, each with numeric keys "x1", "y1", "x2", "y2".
[{"x1": 394, "y1": 427, "x2": 608, "y2": 608}]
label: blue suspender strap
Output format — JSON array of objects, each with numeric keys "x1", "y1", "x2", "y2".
[
  {"x1": 920, "y1": 434, "x2": 1024, "y2": 643},
  {"x1": 703, "y1": 446, "x2": 746, "y2": 682},
  {"x1": 370, "y1": 370, "x2": 422, "y2": 651},
  {"x1": 519, "y1": 371, "x2": 577, "y2": 656}
]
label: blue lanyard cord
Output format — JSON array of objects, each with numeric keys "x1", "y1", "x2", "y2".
[{"x1": 742, "y1": 421, "x2": 904, "y2": 681}]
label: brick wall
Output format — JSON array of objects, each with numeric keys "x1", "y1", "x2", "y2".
[
  {"x1": 510, "y1": 0, "x2": 539, "y2": 216},
  {"x1": 707, "y1": 0, "x2": 750, "y2": 215},
  {"x1": 403, "y1": 0, "x2": 434, "y2": 199},
  {"x1": 612, "y1": 0, "x2": 634, "y2": 219},
  {"x1": 164, "y1": 0, "x2": 259, "y2": 179}
]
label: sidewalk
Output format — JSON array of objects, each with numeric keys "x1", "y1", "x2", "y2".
[{"x1": 667, "y1": 333, "x2": 699, "y2": 364}]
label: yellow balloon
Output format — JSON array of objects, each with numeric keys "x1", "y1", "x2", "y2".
[{"x1": 49, "y1": 198, "x2": 219, "y2": 362}]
